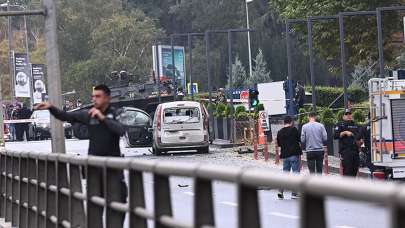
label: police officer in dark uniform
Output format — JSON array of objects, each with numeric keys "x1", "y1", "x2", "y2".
[
  {"x1": 334, "y1": 109, "x2": 360, "y2": 176},
  {"x1": 35, "y1": 84, "x2": 127, "y2": 227}
]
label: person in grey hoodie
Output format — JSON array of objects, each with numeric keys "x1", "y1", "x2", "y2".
[{"x1": 301, "y1": 112, "x2": 328, "y2": 174}]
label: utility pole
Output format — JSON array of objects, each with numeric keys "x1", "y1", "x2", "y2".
[{"x1": 7, "y1": 1, "x2": 14, "y2": 102}]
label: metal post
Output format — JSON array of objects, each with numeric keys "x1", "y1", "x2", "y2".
[
  {"x1": 170, "y1": 36, "x2": 177, "y2": 101},
  {"x1": 43, "y1": 0, "x2": 66, "y2": 153},
  {"x1": 23, "y1": 14, "x2": 34, "y2": 109},
  {"x1": 228, "y1": 31, "x2": 234, "y2": 142},
  {"x1": 0, "y1": 82, "x2": 4, "y2": 147},
  {"x1": 205, "y1": 31, "x2": 212, "y2": 104},
  {"x1": 154, "y1": 41, "x2": 161, "y2": 103},
  {"x1": 7, "y1": 3, "x2": 14, "y2": 102},
  {"x1": 188, "y1": 34, "x2": 194, "y2": 99},
  {"x1": 339, "y1": 14, "x2": 349, "y2": 109},
  {"x1": 286, "y1": 21, "x2": 292, "y2": 81},
  {"x1": 307, "y1": 17, "x2": 316, "y2": 112},
  {"x1": 377, "y1": 9, "x2": 385, "y2": 78},
  {"x1": 245, "y1": 0, "x2": 253, "y2": 78}
]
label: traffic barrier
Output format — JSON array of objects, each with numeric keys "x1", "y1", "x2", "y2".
[{"x1": 1, "y1": 150, "x2": 405, "y2": 228}]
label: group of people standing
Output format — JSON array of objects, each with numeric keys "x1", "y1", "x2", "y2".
[
  {"x1": 275, "y1": 109, "x2": 368, "y2": 199},
  {"x1": 5, "y1": 103, "x2": 32, "y2": 141}
]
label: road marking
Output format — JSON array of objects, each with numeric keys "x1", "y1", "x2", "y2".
[
  {"x1": 183, "y1": 191, "x2": 194, "y2": 196},
  {"x1": 268, "y1": 212, "x2": 299, "y2": 220},
  {"x1": 219, "y1": 201, "x2": 237, "y2": 207},
  {"x1": 336, "y1": 226, "x2": 356, "y2": 228}
]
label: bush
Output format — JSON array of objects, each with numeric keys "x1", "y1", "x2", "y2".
[
  {"x1": 254, "y1": 103, "x2": 265, "y2": 113},
  {"x1": 320, "y1": 108, "x2": 336, "y2": 126},
  {"x1": 214, "y1": 103, "x2": 226, "y2": 117},
  {"x1": 236, "y1": 111, "x2": 249, "y2": 121},
  {"x1": 306, "y1": 86, "x2": 368, "y2": 107},
  {"x1": 298, "y1": 108, "x2": 308, "y2": 125},
  {"x1": 235, "y1": 105, "x2": 246, "y2": 115},
  {"x1": 336, "y1": 109, "x2": 345, "y2": 122},
  {"x1": 352, "y1": 109, "x2": 366, "y2": 124},
  {"x1": 224, "y1": 104, "x2": 234, "y2": 118}
]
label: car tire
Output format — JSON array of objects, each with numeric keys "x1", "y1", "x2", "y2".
[
  {"x1": 152, "y1": 145, "x2": 163, "y2": 156},
  {"x1": 198, "y1": 146, "x2": 209, "y2": 154}
]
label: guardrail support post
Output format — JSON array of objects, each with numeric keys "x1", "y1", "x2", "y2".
[
  {"x1": 238, "y1": 184, "x2": 260, "y2": 228},
  {"x1": 57, "y1": 158, "x2": 69, "y2": 227},
  {"x1": 0, "y1": 152, "x2": 5, "y2": 219},
  {"x1": 69, "y1": 163, "x2": 85, "y2": 227},
  {"x1": 300, "y1": 193, "x2": 326, "y2": 228},
  {"x1": 106, "y1": 168, "x2": 127, "y2": 228},
  {"x1": 391, "y1": 205, "x2": 405, "y2": 228},
  {"x1": 11, "y1": 154, "x2": 20, "y2": 226},
  {"x1": 18, "y1": 154, "x2": 28, "y2": 228},
  {"x1": 27, "y1": 154, "x2": 37, "y2": 228},
  {"x1": 5, "y1": 154, "x2": 12, "y2": 222},
  {"x1": 37, "y1": 157, "x2": 47, "y2": 228},
  {"x1": 154, "y1": 174, "x2": 172, "y2": 228},
  {"x1": 46, "y1": 156, "x2": 57, "y2": 228},
  {"x1": 129, "y1": 170, "x2": 147, "y2": 228},
  {"x1": 194, "y1": 178, "x2": 215, "y2": 227},
  {"x1": 86, "y1": 166, "x2": 104, "y2": 228}
]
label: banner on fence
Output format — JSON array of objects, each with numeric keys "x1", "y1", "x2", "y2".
[
  {"x1": 31, "y1": 64, "x2": 47, "y2": 104},
  {"x1": 14, "y1": 53, "x2": 31, "y2": 98}
]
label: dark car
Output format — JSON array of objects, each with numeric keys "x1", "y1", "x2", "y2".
[
  {"x1": 71, "y1": 107, "x2": 153, "y2": 147},
  {"x1": 29, "y1": 110, "x2": 73, "y2": 140},
  {"x1": 117, "y1": 107, "x2": 153, "y2": 147}
]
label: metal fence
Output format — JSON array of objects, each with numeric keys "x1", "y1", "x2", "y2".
[{"x1": 1, "y1": 150, "x2": 405, "y2": 228}]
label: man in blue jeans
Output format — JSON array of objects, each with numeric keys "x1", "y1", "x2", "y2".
[{"x1": 275, "y1": 115, "x2": 302, "y2": 199}]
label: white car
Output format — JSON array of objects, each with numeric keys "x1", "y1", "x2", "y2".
[{"x1": 152, "y1": 101, "x2": 209, "y2": 155}]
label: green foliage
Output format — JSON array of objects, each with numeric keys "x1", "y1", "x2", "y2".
[
  {"x1": 352, "y1": 109, "x2": 366, "y2": 125},
  {"x1": 235, "y1": 105, "x2": 246, "y2": 115},
  {"x1": 227, "y1": 55, "x2": 247, "y2": 89},
  {"x1": 247, "y1": 49, "x2": 272, "y2": 87},
  {"x1": 236, "y1": 111, "x2": 249, "y2": 121},
  {"x1": 336, "y1": 110, "x2": 345, "y2": 122},
  {"x1": 224, "y1": 104, "x2": 234, "y2": 118},
  {"x1": 320, "y1": 108, "x2": 336, "y2": 126},
  {"x1": 306, "y1": 86, "x2": 368, "y2": 107},
  {"x1": 349, "y1": 59, "x2": 377, "y2": 91},
  {"x1": 255, "y1": 103, "x2": 265, "y2": 113},
  {"x1": 214, "y1": 103, "x2": 226, "y2": 118},
  {"x1": 298, "y1": 108, "x2": 308, "y2": 125}
]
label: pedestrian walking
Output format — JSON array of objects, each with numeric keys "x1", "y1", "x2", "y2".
[
  {"x1": 301, "y1": 112, "x2": 328, "y2": 174},
  {"x1": 16, "y1": 104, "x2": 32, "y2": 141},
  {"x1": 334, "y1": 109, "x2": 360, "y2": 177},
  {"x1": 35, "y1": 84, "x2": 127, "y2": 227},
  {"x1": 275, "y1": 115, "x2": 302, "y2": 199}
]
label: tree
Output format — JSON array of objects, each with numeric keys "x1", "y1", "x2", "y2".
[
  {"x1": 247, "y1": 49, "x2": 271, "y2": 86},
  {"x1": 349, "y1": 59, "x2": 377, "y2": 91},
  {"x1": 227, "y1": 55, "x2": 247, "y2": 89}
]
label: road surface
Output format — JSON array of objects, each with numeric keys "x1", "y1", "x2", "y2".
[{"x1": 5, "y1": 139, "x2": 389, "y2": 228}]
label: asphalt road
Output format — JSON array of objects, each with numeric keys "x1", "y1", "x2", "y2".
[{"x1": 6, "y1": 139, "x2": 389, "y2": 228}]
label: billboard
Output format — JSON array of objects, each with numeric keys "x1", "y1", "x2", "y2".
[
  {"x1": 31, "y1": 64, "x2": 47, "y2": 104},
  {"x1": 152, "y1": 45, "x2": 186, "y2": 89},
  {"x1": 14, "y1": 53, "x2": 31, "y2": 98}
]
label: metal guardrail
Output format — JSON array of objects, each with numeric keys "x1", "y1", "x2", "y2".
[{"x1": 1, "y1": 150, "x2": 405, "y2": 228}]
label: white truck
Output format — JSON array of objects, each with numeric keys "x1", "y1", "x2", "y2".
[{"x1": 369, "y1": 77, "x2": 405, "y2": 179}]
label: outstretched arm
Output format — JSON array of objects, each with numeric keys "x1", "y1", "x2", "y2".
[{"x1": 36, "y1": 102, "x2": 89, "y2": 124}]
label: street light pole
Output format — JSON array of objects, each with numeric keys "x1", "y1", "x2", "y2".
[
  {"x1": 170, "y1": 36, "x2": 177, "y2": 101},
  {"x1": 245, "y1": 0, "x2": 253, "y2": 78},
  {"x1": 339, "y1": 14, "x2": 349, "y2": 109},
  {"x1": 307, "y1": 17, "x2": 316, "y2": 112},
  {"x1": 188, "y1": 34, "x2": 194, "y2": 98}
]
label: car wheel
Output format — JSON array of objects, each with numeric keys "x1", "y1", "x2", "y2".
[
  {"x1": 198, "y1": 146, "x2": 209, "y2": 154},
  {"x1": 152, "y1": 145, "x2": 162, "y2": 156}
]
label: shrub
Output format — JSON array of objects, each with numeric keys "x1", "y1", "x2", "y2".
[
  {"x1": 352, "y1": 109, "x2": 366, "y2": 124},
  {"x1": 224, "y1": 104, "x2": 234, "y2": 118},
  {"x1": 235, "y1": 105, "x2": 246, "y2": 115},
  {"x1": 254, "y1": 103, "x2": 265, "y2": 113},
  {"x1": 320, "y1": 108, "x2": 336, "y2": 126},
  {"x1": 305, "y1": 86, "x2": 368, "y2": 107},
  {"x1": 236, "y1": 111, "x2": 249, "y2": 121},
  {"x1": 214, "y1": 103, "x2": 226, "y2": 117},
  {"x1": 336, "y1": 109, "x2": 345, "y2": 122},
  {"x1": 298, "y1": 108, "x2": 308, "y2": 125}
]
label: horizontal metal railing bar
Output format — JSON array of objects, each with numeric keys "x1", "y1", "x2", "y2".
[
  {"x1": 31, "y1": 206, "x2": 37, "y2": 213},
  {"x1": 154, "y1": 162, "x2": 197, "y2": 177},
  {"x1": 61, "y1": 220, "x2": 71, "y2": 228},
  {"x1": 30, "y1": 179, "x2": 37, "y2": 185},
  {"x1": 90, "y1": 196, "x2": 106, "y2": 207},
  {"x1": 241, "y1": 169, "x2": 303, "y2": 191},
  {"x1": 340, "y1": 11, "x2": 376, "y2": 16},
  {"x1": 60, "y1": 187, "x2": 70, "y2": 196},
  {"x1": 130, "y1": 160, "x2": 156, "y2": 172},
  {"x1": 105, "y1": 157, "x2": 131, "y2": 170},
  {"x1": 0, "y1": 9, "x2": 45, "y2": 16},
  {"x1": 87, "y1": 156, "x2": 107, "y2": 167},
  {"x1": 377, "y1": 6, "x2": 405, "y2": 11},
  {"x1": 49, "y1": 215, "x2": 58, "y2": 224},
  {"x1": 134, "y1": 207, "x2": 154, "y2": 220},
  {"x1": 309, "y1": 15, "x2": 338, "y2": 20},
  {"x1": 39, "y1": 182, "x2": 46, "y2": 189},
  {"x1": 49, "y1": 185, "x2": 58, "y2": 192},
  {"x1": 22, "y1": 177, "x2": 28, "y2": 183},
  {"x1": 109, "y1": 202, "x2": 129, "y2": 213},
  {"x1": 22, "y1": 203, "x2": 28, "y2": 209},
  {"x1": 73, "y1": 192, "x2": 86, "y2": 201},
  {"x1": 13, "y1": 176, "x2": 20, "y2": 181},
  {"x1": 195, "y1": 164, "x2": 241, "y2": 182},
  {"x1": 159, "y1": 215, "x2": 192, "y2": 228},
  {"x1": 287, "y1": 18, "x2": 306, "y2": 23}
]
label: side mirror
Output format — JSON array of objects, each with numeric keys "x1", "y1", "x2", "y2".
[{"x1": 148, "y1": 128, "x2": 153, "y2": 133}]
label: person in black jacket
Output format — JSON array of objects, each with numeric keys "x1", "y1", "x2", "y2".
[{"x1": 35, "y1": 84, "x2": 127, "y2": 227}]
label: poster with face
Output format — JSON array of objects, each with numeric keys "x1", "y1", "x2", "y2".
[
  {"x1": 14, "y1": 53, "x2": 31, "y2": 98},
  {"x1": 31, "y1": 64, "x2": 47, "y2": 104}
]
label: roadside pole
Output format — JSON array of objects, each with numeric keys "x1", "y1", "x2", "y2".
[
  {"x1": 43, "y1": 0, "x2": 66, "y2": 153},
  {"x1": 170, "y1": 36, "x2": 177, "y2": 101}
]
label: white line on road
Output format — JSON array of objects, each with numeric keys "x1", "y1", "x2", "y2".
[
  {"x1": 183, "y1": 191, "x2": 194, "y2": 196},
  {"x1": 336, "y1": 226, "x2": 357, "y2": 228},
  {"x1": 268, "y1": 212, "x2": 299, "y2": 220},
  {"x1": 219, "y1": 201, "x2": 238, "y2": 207}
]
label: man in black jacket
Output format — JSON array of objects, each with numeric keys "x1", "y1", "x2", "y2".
[{"x1": 35, "y1": 84, "x2": 127, "y2": 227}]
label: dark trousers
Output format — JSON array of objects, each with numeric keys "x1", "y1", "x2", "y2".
[
  {"x1": 307, "y1": 151, "x2": 324, "y2": 174},
  {"x1": 341, "y1": 149, "x2": 359, "y2": 177},
  {"x1": 15, "y1": 123, "x2": 29, "y2": 141}
]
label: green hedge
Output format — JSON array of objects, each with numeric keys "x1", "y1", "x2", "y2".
[{"x1": 306, "y1": 86, "x2": 368, "y2": 107}]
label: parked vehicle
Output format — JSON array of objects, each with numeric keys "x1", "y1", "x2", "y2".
[
  {"x1": 71, "y1": 107, "x2": 153, "y2": 147},
  {"x1": 152, "y1": 101, "x2": 209, "y2": 155},
  {"x1": 29, "y1": 110, "x2": 73, "y2": 140},
  {"x1": 117, "y1": 107, "x2": 153, "y2": 147}
]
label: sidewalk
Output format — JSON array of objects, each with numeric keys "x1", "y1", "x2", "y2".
[{"x1": 214, "y1": 144, "x2": 370, "y2": 177}]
